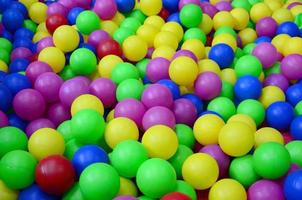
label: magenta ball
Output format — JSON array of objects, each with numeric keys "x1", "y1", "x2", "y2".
[
  {"x1": 88, "y1": 30, "x2": 110, "y2": 49},
  {"x1": 200, "y1": 2, "x2": 218, "y2": 18},
  {"x1": 142, "y1": 84, "x2": 174, "y2": 109},
  {"x1": 59, "y1": 77, "x2": 89, "y2": 107},
  {"x1": 47, "y1": 102, "x2": 71, "y2": 127},
  {"x1": 25, "y1": 118, "x2": 55, "y2": 138},
  {"x1": 252, "y1": 42, "x2": 278, "y2": 68},
  {"x1": 0, "y1": 111, "x2": 8, "y2": 128},
  {"x1": 147, "y1": 48, "x2": 154, "y2": 58},
  {"x1": 93, "y1": 0, "x2": 117, "y2": 20},
  {"x1": 114, "y1": 98, "x2": 146, "y2": 128},
  {"x1": 194, "y1": 72, "x2": 222, "y2": 101},
  {"x1": 37, "y1": 37, "x2": 54, "y2": 53},
  {"x1": 179, "y1": 0, "x2": 200, "y2": 10},
  {"x1": 11, "y1": 47, "x2": 33, "y2": 61},
  {"x1": 264, "y1": 74, "x2": 289, "y2": 91},
  {"x1": 89, "y1": 78, "x2": 117, "y2": 108},
  {"x1": 172, "y1": 50, "x2": 198, "y2": 62},
  {"x1": 256, "y1": 17, "x2": 278, "y2": 37},
  {"x1": 200, "y1": 144, "x2": 230, "y2": 178},
  {"x1": 34, "y1": 72, "x2": 63, "y2": 103},
  {"x1": 146, "y1": 57, "x2": 170, "y2": 83},
  {"x1": 58, "y1": 0, "x2": 77, "y2": 11},
  {"x1": 26, "y1": 61, "x2": 53, "y2": 83},
  {"x1": 113, "y1": 196, "x2": 137, "y2": 200},
  {"x1": 173, "y1": 98, "x2": 197, "y2": 126},
  {"x1": 281, "y1": 54, "x2": 302, "y2": 80},
  {"x1": 13, "y1": 89, "x2": 46, "y2": 121},
  {"x1": 142, "y1": 106, "x2": 176, "y2": 130},
  {"x1": 215, "y1": 1, "x2": 232, "y2": 11},
  {"x1": 75, "y1": 0, "x2": 91, "y2": 9},
  {"x1": 276, "y1": 52, "x2": 283, "y2": 61},
  {"x1": 47, "y1": 2, "x2": 67, "y2": 16},
  {"x1": 71, "y1": 76, "x2": 91, "y2": 86},
  {"x1": 248, "y1": 180, "x2": 284, "y2": 200}
]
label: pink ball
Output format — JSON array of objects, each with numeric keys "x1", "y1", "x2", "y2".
[
  {"x1": 256, "y1": 17, "x2": 278, "y2": 37},
  {"x1": 13, "y1": 89, "x2": 46, "y2": 121},
  {"x1": 93, "y1": 0, "x2": 117, "y2": 20},
  {"x1": 47, "y1": 102, "x2": 71, "y2": 127},
  {"x1": 11, "y1": 47, "x2": 33, "y2": 61},
  {"x1": 0, "y1": 110, "x2": 8, "y2": 128},
  {"x1": 114, "y1": 196, "x2": 137, "y2": 200},
  {"x1": 37, "y1": 37, "x2": 54, "y2": 53},
  {"x1": 74, "y1": 0, "x2": 91, "y2": 9},
  {"x1": 194, "y1": 72, "x2": 222, "y2": 100},
  {"x1": 26, "y1": 61, "x2": 53, "y2": 83},
  {"x1": 264, "y1": 74, "x2": 289, "y2": 91},
  {"x1": 88, "y1": 30, "x2": 110, "y2": 49},
  {"x1": 179, "y1": 0, "x2": 200, "y2": 10},
  {"x1": 142, "y1": 84, "x2": 174, "y2": 109},
  {"x1": 58, "y1": 0, "x2": 77, "y2": 11},
  {"x1": 215, "y1": 1, "x2": 232, "y2": 11},
  {"x1": 25, "y1": 118, "x2": 55, "y2": 138},
  {"x1": 71, "y1": 76, "x2": 91, "y2": 86},
  {"x1": 173, "y1": 98, "x2": 197, "y2": 126},
  {"x1": 47, "y1": 2, "x2": 67, "y2": 17},
  {"x1": 142, "y1": 106, "x2": 176, "y2": 131},
  {"x1": 252, "y1": 42, "x2": 278, "y2": 68},
  {"x1": 172, "y1": 50, "x2": 198, "y2": 62},
  {"x1": 248, "y1": 180, "x2": 284, "y2": 200},
  {"x1": 281, "y1": 54, "x2": 302, "y2": 80},
  {"x1": 146, "y1": 57, "x2": 170, "y2": 83},
  {"x1": 89, "y1": 78, "x2": 117, "y2": 108}
]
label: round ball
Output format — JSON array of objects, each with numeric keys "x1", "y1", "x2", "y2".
[
  {"x1": 284, "y1": 169, "x2": 302, "y2": 200},
  {"x1": 255, "y1": 127, "x2": 284, "y2": 148},
  {"x1": 70, "y1": 48, "x2": 97, "y2": 75},
  {"x1": 0, "y1": 126, "x2": 27, "y2": 157},
  {"x1": 209, "y1": 179, "x2": 246, "y2": 200},
  {"x1": 38, "y1": 47, "x2": 65, "y2": 73},
  {"x1": 123, "y1": 35, "x2": 148, "y2": 62},
  {"x1": 71, "y1": 94, "x2": 104, "y2": 116},
  {"x1": 53, "y1": 25, "x2": 79, "y2": 53},
  {"x1": 76, "y1": 10, "x2": 100, "y2": 35},
  {"x1": 140, "y1": 0, "x2": 162, "y2": 16},
  {"x1": 248, "y1": 180, "x2": 284, "y2": 200},
  {"x1": 237, "y1": 99, "x2": 265, "y2": 126},
  {"x1": 194, "y1": 72, "x2": 222, "y2": 101},
  {"x1": 179, "y1": 4, "x2": 203, "y2": 28},
  {"x1": 234, "y1": 75, "x2": 262, "y2": 101},
  {"x1": 209, "y1": 43, "x2": 234, "y2": 69},
  {"x1": 142, "y1": 84, "x2": 174, "y2": 109}
]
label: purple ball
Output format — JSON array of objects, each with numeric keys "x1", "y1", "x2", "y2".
[
  {"x1": 25, "y1": 61, "x2": 53, "y2": 83},
  {"x1": 25, "y1": 118, "x2": 55, "y2": 137},
  {"x1": 13, "y1": 89, "x2": 46, "y2": 121},
  {"x1": 173, "y1": 98, "x2": 197, "y2": 126},
  {"x1": 172, "y1": 50, "x2": 198, "y2": 62},
  {"x1": 200, "y1": 144, "x2": 230, "y2": 178},
  {"x1": 256, "y1": 17, "x2": 278, "y2": 37},
  {"x1": 93, "y1": 0, "x2": 117, "y2": 20},
  {"x1": 281, "y1": 54, "x2": 302, "y2": 80},
  {"x1": 146, "y1": 57, "x2": 170, "y2": 83},
  {"x1": 114, "y1": 98, "x2": 146, "y2": 128},
  {"x1": 88, "y1": 30, "x2": 110, "y2": 49},
  {"x1": 37, "y1": 37, "x2": 54, "y2": 53},
  {"x1": 11, "y1": 47, "x2": 33, "y2": 61},
  {"x1": 0, "y1": 110, "x2": 9, "y2": 128},
  {"x1": 34, "y1": 72, "x2": 63, "y2": 103},
  {"x1": 58, "y1": 0, "x2": 77, "y2": 11},
  {"x1": 252, "y1": 42, "x2": 278, "y2": 68},
  {"x1": 47, "y1": 2, "x2": 67, "y2": 17},
  {"x1": 264, "y1": 74, "x2": 289, "y2": 91},
  {"x1": 194, "y1": 72, "x2": 222, "y2": 101},
  {"x1": 71, "y1": 76, "x2": 91, "y2": 86},
  {"x1": 113, "y1": 196, "x2": 137, "y2": 200},
  {"x1": 75, "y1": 0, "x2": 91, "y2": 9},
  {"x1": 147, "y1": 48, "x2": 154, "y2": 59},
  {"x1": 288, "y1": 2, "x2": 302, "y2": 9},
  {"x1": 248, "y1": 180, "x2": 285, "y2": 200},
  {"x1": 200, "y1": 2, "x2": 218, "y2": 18},
  {"x1": 179, "y1": 0, "x2": 200, "y2": 10},
  {"x1": 215, "y1": 1, "x2": 232, "y2": 11},
  {"x1": 276, "y1": 52, "x2": 283, "y2": 61},
  {"x1": 90, "y1": 78, "x2": 117, "y2": 108},
  {"x1": 59, "y1": 77, "x2": 89, "y2": 107},
  {"x1": 47, "y1": 102, "x2": 71, "y2": 127},
  {"x1": 142, "y1": 106, "x2": 176, "y2": 131},
  {"x1": 142, "y1": 84, "x2": 174, "y2": 109}
]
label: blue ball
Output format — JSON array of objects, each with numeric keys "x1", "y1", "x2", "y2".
[
  {"x1": 209, "y1": 43, "x2": 234, "y2": 69},
  {"x1": 8, "y1": 113, "x2": 27, "y2": 130},
  {"x1": 0, "y1": 71, "x2": 6, "y2": 82},
  {"x1": 163, "y1": 0, "x2": 179, "y2": 13},
  {"x1": 78, "y1": 43, "x2": 96, "y2": 54},
  {"x1": 290, "y1": 116, "x2": 302, "y2": 140},
  {"x1": 115, "y1": 0, "x2": 135, "y2": 13},
  {"x1": 255, "y1": 36, "x2": 272, "y2": 44},
  {"x1": 2, "y1": 9, "x2": 24, "y2": 32},
  {"x1": 72, "y1": 145, "x2": 109, "y2": 176},
  {"x1": 18, "y1": 184, "x2": 58, "y2": 200},
  {"x1": 157, "y1": 79, "x2": 181, "y2": 100},
  {"x1": 1, "y1": 29, "x2": 13, "y2": 41},
  {"x1": 0, "y1": 0, "x2": 13, "y2": 13},
  {"x1": 67, "y1": 7, "x2": 84, "y2": 25},
  {"x1": 277, "y1": 21, "x2": 300, "y2": 37},
  {"x1": 266, "y1": 101, "x2": 295, "y2": 131},
  {"x1": 13, "y1": 38, "x2": 34, "y2": 51},
  {"x1": 0, "y1": 84, "x2": 12, "y2": 112},
  {"x1": 14, "y1": 28, "x2": 34, "y2": 40},
  {"x1": 3, "y1": 73, "x2": 32, "y2": 95},
  {"x1": 9, "y1": 59, "x2": 30, "y2": 73},
  {"x1": 143, "y1": 76, "x2": 151, "y2": 84},
  {"x1": 286, "y1": 84, "x2": 302, "y2": 106},
  {"x1": 167, "y1": 12, "x2": 181, "y2": 23},
  {"x1": 8, "y1": 2, "x2": 28, "y2": 18},
  {"x1": 284, "y1": 170, "x2": 302, "y2": 200},
  {"x1": 234, "y1": 75, "x2": 262, "y2": 101},
  {"x1": 182, "y1": 93, "x2": 204, "y2": 114}
]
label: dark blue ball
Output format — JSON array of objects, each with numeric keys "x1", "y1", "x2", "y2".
[
  {"x1": 157, "y1": 79, "x2": 180, "y2": 100},
  {"x1": 14, "y1": 28, "x2": 34, "y2": 40},
  {"x1": 3, "y1": 73, "x2": 32, "y2": 95},
  {"x1": 9, "y1": 59, "x2": 30, "y2": 73},
  {"x1": 115, "y1": 0, "x2": 135, "y2": 13},
  {"x1": 163, "y1": 0, "x2": 179, "y2": 13},
  {"x1": 8, "y1": 2, "x2": 28, "y2": 18},
  {"x1": 0, "y1": 71, "x2": 6, "y2": 82},
  {"x1": 255, "y1": 36, "x2": 272, "y2": 44},
  {"x1": 277, "y1": 21, "x2": 300, "y2": 37},
  {"x1": 286, "y1": 84, "x2": 302, "y2": 106},
  {"x1": 234, "y1": 75, "x2": 262, "y2": 101},
  {"x1": 284, "y1": 170, "x2": 302, "y2": 200},
  {"x1": 167, "y1": 12, "x2": 181, "y2": 23},
  {"x1": 209, "y1": 43, "x2": 234, "y2": 69},
  {"x1": 67, "y1": 7, "x2": 84, "y2": 25},
  {"x1": 8, "y1": 113, "x2": 27, "y2": 130},
  {"x1": 13, "y1": 38, "x2": 34, "y2": 50},
  {"x1": 0, "y1": 84, "x2": 12, "y2": 111},
  {"x1": 182, "y1": 93, "x2": 204, "y2": 114},
  {"x1": 18, "y1": 184, "x2": 58, "y2": 200},
  {"x1": 78, "y1": 43, "x2": 96, "y2": 54},
  {"x1": 2, "y1": 9, "x2": 24, "y2": 32},
  {"x1": 290, "y1": 116, "x2": 302, "y2": 140},
  {"x1": 0, "y1": 0, "x2": 13, "y2": 13},
  {"x1": 1, "y1": 29, "x2": 14, "y2": 41}
]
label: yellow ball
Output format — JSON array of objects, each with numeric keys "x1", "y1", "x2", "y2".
[
  {"x1": 144, "y1": 16, "x2": 165, "y2": 29},
  {"x1": 259, "y1": 71, "x2": 265, "y2": 82},
  {"x1": 112, "y1": 12, "x2": 125, "y2": 25},
  {"x1": 152, "y1": 46, "x2": 176, "y2": 60},
  {"x1": 265, "y1": 0, "x2": 282, "y2": 11},
  {"x1": 161, "y1": 22, "x2": 184, "y2": 42},
  {"x1": 105, "y1": 117, "x2": 139, "y2": 149},
  {"x1": 181, "y1": 39, "x2": 205, "y2": 60},
  {"x1": 142, "y1": 125, "x2": 178, "y2": 160},
  {"x1": 71, "y1": 94, "x2": 104, "y2": 116},
  {"x1": 272, "y1": 34, "x2": 290, "y2": 53},
  {"x1": 0, "y1": 180, "x2": 18, "y2": 200},
  {"x1": 33, "y1": 31, "x2": 50, "y2": 43},
  {"x1": 218, "y1": 122, "x2": 254, "y2": 157},
  {"x1": 283, "y1": 37, "x2": 302, "y2": 56},
  {"x1": 209, "y1": 179, "x2": 247, "y2": 200},
  {"x1": 250, "y1": 3, "x2": 272, "y2": 23},
  {"x1": 228, "y1": 114, "x2": 257, "y2": 132},
  {"x1": 0, "y1": 60, "x2": 8, "y2": 72},
  {"x1": 212, "y1": 33, "x2": 237, "y2": 51},
  {"x1": 140, "y1": 0, "x2": 162, "y2": 16},
  {"x1": 182, "y1": 153, "x2": 219, "y2": 190},
  {"x1": 198, "y1": 59, "x2": 221, "y2": 77},
  {"x1": 255, "y1": 127, "x2": 284, "y2": 148},
  {"x1": 259, "y1": 86, "x2": 285, "y2": 108},
  {"x1": 98, "y1": 55, "x2": 123, "y2": 78},
  {"x1": 154, "y1": 31, "x2": 179, "y2": 50},
  {"x1": 29, "y1": 2, "x2": 47, "y2": 24},
  {"x1": 28, "y1": 128, "x2": 65, "y2": 160},
  {"x1": 53, "y1": 25, "x2": 80, "y2": 53},
  {"x1": 221, "y1": 68, "x2": 237, "y2": 85},
  {"x1": 205, "y1": 46, "x2": 211, "y2": 58},
  {"x1": 272, "y1": 8, "x2": 294, "y2": 24},
  {"x1": 137, "y1": 24, "x2": 159, "y2": 47},
  {"x1": 123, "y1": 35, "x2": 148, "y2": 62},
  {"x1": 213, "y1": 11, "x2": 235, "y2": 30},
  {"x1": 101, "y1": 20, "x2": 118, "y2": 36},
  {"x1": 118, "y1": 177, "x2": 138, "y2": 197},
  {"x1": 19, "y1": 0, "x2": 38, "y2": 9},
  {"x1": 169, "y1": 56, "x2": 198, "y2": 86},
  {"x1": 230, "y1": 8, "x2": 249, "y2": 30},
  {"x1": 36, "y1": 22, "x2": 48, "y2": 33},
  {"x1": 38, "y1": 47, "x2": 66, "y2": 73},
  {"x1": 199, "y1": 14, "x2": 213, "y2": 34},
  {"x1": 238, "y1": 28, "x2": 257, "y2": 46},
  {"x1": 290, "y1": 5, "x2": 302, "y2": 17},
  {"x1": 106, "y1": 109, "x2": 115, "y2": 122}
]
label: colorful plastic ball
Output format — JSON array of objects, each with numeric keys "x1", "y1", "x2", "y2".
[
  {"x1": 209, "y1": 179, "x2": 246, "y2": 200},
  {"x1": 234, "y1": 75, "x2": 262, "y2": 101},
  {"x1": 25, "y1": 118, "x2": 55, "y2": 138},
  {"x1": 115, "y1": 0, "x2": 135, "y2": 13},
  {"x1": 179, "y1": 4, "x2": 203, "y2": 28},
  {"x1": 181, "y1": 39, "x2": 205, "y2": 60},
  {"x1": 291, "y1": 116, "x2": 302, "y2": 140},
  {"x1": 286, "y1": 141, "x2": 302, "y2": 167},
  {"x1": 142, "y1": 84, "x2": 173, "y2": 109},
  {"x1": 209, "y1": 43, "x2": 234, "y2": 69},
  {"x1": 0, "y1": 180, "x2": 18, "y2": 200},
  {"x1": 71, "y1": 94, "x2": 104, "y2": 116},
  {"x1": 284, "y1": 170, "x2": 302, "y2": 200},
  {"x1": 255, "y1": 127, "x2": 284, "y2": 148},
  {"x1": 161, "y1": 192, "x2": 191, "y2": 200},
  {"x1": 0, "y1": 84, "x2": 12, "y2": 112},
  {"x1": 207, "y1": 97, "x2": 236, "y2": 121},
  {"x1": 8, "y1": 59, "x2": 29, "y2": 73},
  {"x1": 174, "y1": 124, "x2": 195, "y2": 149},
  {"x1": 174, "y1": 180, "x2": 197, "y2": 200},
  {"x1": 248, "y1": 180, "x2": 284, "y2": 200},
  {"x1": 281, "y1": 54, "x2": 302, "y2": 80},
  {"x1": 194, "y1": 72, "x2": 222, "y2": 101},
  {"x1": 252, "y1": 42, "x2": 278, "y2": 68},
  {"x1": 0, "y1": 126, "x2": 27, "y2": 157},
  {"x1": 117, "y1": 177, "x2": 138, "y2": 197},
  {"x1": 37, "y1": 37, "x2": 54, "y2": 53},
  {"x1": 114, "y1": 195, "x2": 137, "y2": 200},
  {"x1": 92, "y1": 0, "x2": 117, "y2": 20},
  {"x1": 256, "y1": 17, "x2": 277, "y2": 37},
  {"x1": 89, "y1": 78, "x2": 116, "y2": 108},
  {"x1": 67, "y1": 7, "x2": 84, "y2": 25},
  {"x1": 46, "y1": 14, "x2": 67, "y2": 34},
  {"x1": 2, "y1": 9, "x2": 24, "y2": 32},
  {"x1": 173, "y1": 98, "x2": 197, "y2": 126},
  {"x1": 153, "y1": 80, "x2": 178, "y2": 101},
  {"x1": 69, "y1": 48, "x2": 97, "y2": 75},
  {"x1": 277, "y1": 21, "x2": 300, "y2": 37},
  {"x1": 28, "y1": 2, "x2": 47, "y2": 23},
  {"x1": 0, "y1": 111, "x2": 9, "y2": 128},
  {"x1": 237, "y1": 99, "x2": 265, "y2": 126},
  {"x1": 47, "y1": 102, "x2": 71, "y2": 127},
  {"x1": 235, "y1": 55, "x2": 262, "y2": 77},
  {"x1": 18, "y1": 183, "x2": 58, "y2": 200},
  {"x1": 122, "y1": 35, "x2": 148, "y2": 62},
  {"x1": 283, "y1": 37, "x2": 302, "y2": 56},
  {"x1": 76, "y1": 10, "x2": 100, "y2": 35},
  {"x1": 295, "y1": 101, "x2": 302, "y2": 116},
  {"x1": 0, "y1": 150, "x2": 37, "y2": 189},
  {"x1": 213, "y1": 11, "x2": 235, "y2": 30},
  {"x1": 3, "y1": 73, "x2": 31, "y2": 96},
  {"x1": 264, "y1": 74, "x2": 289, "y2": 92},
  {"x1": 231, "y1": 7, "x2": 249, "y2": 30},
  {"x1": 111, "y1": 62, "x2": 138, "y2": 84},
  {"x1": 97, "y1": 38, "x2": 122, "y2": 59},
  {"x1": 286, "y1": 84, "x2": 302, "y2": 106},
  {"x1": 53, "y1": 25, "x2": 79, "y2": 53},
  {"x1": 146, "y1": 57, "x2": 169, "y2": 83},
  {"x1": 88, "y1": 30, "x2": 110, "y2": 49},
  {"x1": 142, "y1": 106, "x2": 175, "y2": 131},
  {"x1": 116, "y1": 79, "x2": 144, "y2": 101},
  {"x1": 140, "y1": 0, "x2": 162, "y2": 16},
  {"x1": 250, "y1": 2, "x2": 272, "y2": 23},
  {"x1": 38, "y1": 47, "x2": 65, "y2": 73}
]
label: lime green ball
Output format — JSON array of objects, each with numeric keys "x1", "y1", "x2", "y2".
[
  {"x1": 0, "y1": 127, "x2": 28, "y2": 158},
  {"x1": 113, "y1": 28, "x2": 135, "y2": 44},
  {"x1": 235, "y1": 55, "x2": 262, "y2": 77},
  {"x1": 128, "y1": 9, "x2": 147, "y2": 24},
  {"x1": 295, "y1": 13, "x2": 302, "y2": 29},
  {"x1": 116, "y1": 79, "x2": 145, "y2": 101},
  {"x1": 57, "y1": 120, "x2": 73, "y2": 142},
  {"x1": 64, "y1": 139, "x2": 82, "y2": 160},
  {"x1": 0, "y1": 49, "x2": 10, "y2": 64},
  {"x1": 80, "y1": 163, "x2": 120, "y2": 200},
  {"x1": 207, "y1": 97, "x2": 236, "y2": 121},
  {"x1": 237, "y1": 99, "x2": 265, "y2": 126},
  {"x1": 231, "y1": 0, "x2": 252, "y2": 11},
  {"x1": 243, "y1": 43, "x2": 256, "y2": 54},
  {"x1": 295, "y1": 101, "x2": 302, "y2": 116},
  {"x1": 0, "y1": 38, "x2": 12, "y2": 53},
  {"x1": 175, "y1": 124, "x2": 195, "y2": 149},
  {"x1": 286, "y1": 141, "x2": 302, "y2": 167},
  {"x1": 138, "y1": 196, "x2": 155, "y2": 200},
  {"x1": 23, "y1": 19, "x2": 37, "y2": 33},
  {"x1": 183, "y1": 28, "x2": 207, "y2": 44},
  {"x1": 76, "y1": 11, "x2": 100, "y2": 35},
  {"x1": 264, "y1": 62, "x2": 281, "y2": 76},
  {"x1": 253, "y1": 142, "x2": 290, "y2": 179},
  {"x1": 220, "y1": 81, "x2": 234, "y2": 100},
  {"x1": 136, "y1": 58, "x2": 150, "y2": 78},
  {"x1": 235, "y1": 48, "x2": 245, "y2": 58},
  {"x1": 70, "y1": 48, "x2": 97, "y2": 75},
  {"x1": 120, "y1": 17, "x2": 142, "y2": 32},
  {"x1": 180, "y1": 4, "x2": 203, "y2": 28},
  {"x1": 63, "y1": 182, "x2": 85, "y2": 200},
  {"x1": 214, "y1": 27, "x2": 237, "y2": 39},
  {"x1": 247, "y1": 20, "x2": 255, "y2": 29},
  {"x1": 0, "y1": 150, "x2": 37, "y2": 189},
  {"x1": 59, "y1": 65, "x2": 76, "y2": 81},
  {"x1": 175, "y1": 180, "x2": 197, "y2": 200},
  {"x1": 248, "y1": 0, "x2": 261, "y2": 5},
  {"x1": 111, "y1": 62, "x2": 139, "y2": 84}
]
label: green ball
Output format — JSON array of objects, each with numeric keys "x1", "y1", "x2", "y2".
[
  {"x1": 23, "y1": 19, "x2": 37, "y2": 33},
  {"x1": 120, "y1": 17, "x2": 142, "y2": 32},
  {"x1": 229, "y1": 155, "x2": 260, "y2": 188},
  {"x1": 264, "y1": 62, "x2": 281, "y2": 76},
  {"x1": 295, "y1": 13, "x2": 302, "y2": 29},
  {"x1": 71, "y1": 109, "x2": 105, "y2": 144},
  {"x1": 137, "y1": 158, "x2": 177, "y2": 198},
  {"x1": 248, "y1": 0, "x2": 261, "y2": 5},
  {"x1": 64, "y1": 139, "x2": 82, "y2": 160},
  {"x1": 138, "y1": 196, "x2": 155, "y2": 200},
  {"x1": 111, "y1": 62, "x2": 139, "y2": 84},
  {"x1": 235, "y1": 48, "x2": 245, "y2": 58},
  {"x1": 247, "y1": 20, "x2": 255, "y2": 29},
  {"x1": 63, "y1": 182, "x2": 85, "y2": 200},
  {"x1": 0, "y1": 38, "x2": 12, "y2": 53},
  {"x1": 0, "y1": 150, "x2": 37, "y2": 189},
  {"x1": 0, "y1": 126, "x2": 28, "y2": 158},
  {"x1": 243, "y1": 43, "x2": 256, "y2": 54},
  {"x1": 179, "y1": 4, "x2": 203, "y2": 28},
  {"x1": 295, "y1": 101, "x2": 302, "y2": 116},
  {"x1": 253, "y1": 142, "x2": 291, "y2": 179},
  {"x1": 286, "y1": 141, "x2": 302, "y2": 167},
  {"x1": 207, "y1": 97, "x2": 236, "y2": 121},
  {"x1": 220, "y1": 81, "x2": 234, "y2": 100},
  {"x1": 136, "y1": 58, "x2": 150, "y2": 78},
  {"x1": 0, "y1": 49, "x2": 10, "y2": 64},
  {"x1": 174, "y1": 180, "x2": 197, "y2": 200},
  {"x1": 116, "y1": 79, "x2": 145, "y2": 101},
  {"x1": 175, "y1": 124, "x2": 195, "y2": 149},
  {"x1": 57, "y1": 120, "x2": 73, "y2": 142},
  {"x1": 79, "y1": 163, "x2": 120, "y2": 200},
  {"x1": 128, "y1": 9, "x2": 147, "y2": 24},
  {"x1": 76, "y1": 11, "x2": 100, "y2": 35},
  {"x1": 59, "y1": 65, "x2": 76, "y2": 81},
  {"x1": 235, "y1": 55, "x2": 262, "y2": 77},
  {"x1": 168, "y1": 145, "x2": 193, "y2": 179},
  {"x1": 183, "y1": 28, "x2": 207, "y2": 44},
  {"x1": 70, "y1": 48, "x2": 97, "y2": 75},
  {"x1": 231, "y1": 0, "x2": 252, "y2": 11},
  {"x1": 214, "y1": 27, "x2": 237, "y2": 39},
  {"x1": 113, "y1": 28, "x2": 135, "y2": 44},
  {"x1": 237, "y1": 99, "x2": 265, "y2": 126}
]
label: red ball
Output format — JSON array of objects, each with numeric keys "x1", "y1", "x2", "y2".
[
  {"x1": 161, "y1": 192, "x2": 191, "y2": 200},
  {"x1": 97, "y1": 38, "x2": 122, "y2": 59},
  {"x1": 158, "y1": 8, "x2": 170, "y2": 21},
  {"x1": 46, "y1": 14, "x2": 68, "y2": 34},
  {"x1": 35, "y1": 155, "x2": 76, "y2": 195}
]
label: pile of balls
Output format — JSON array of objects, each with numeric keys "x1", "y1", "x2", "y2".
[{"x1": 0, "y1": 0, "x2": 302, "y2": 199}]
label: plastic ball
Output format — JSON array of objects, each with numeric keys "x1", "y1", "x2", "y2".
[
  {"x1": 250, "y1": 2, "x2": 272, "y2": 23},
  {"x1": 286, "y1": 84, "x2": 302, "y2": 106},
  {"x1": 28, "y1": 2, "x2": 47, "y2": 23},
  {"x1": 255, "y1": 127, "x2": 284, "y2": 148},
  {"x1": 122, "y1": 35, "x2": 148, "y2": 62},
  {"x1": 70, "y1": 48, "x2": 97, "y2": 75},
  {"x1": 256, "y1": 17, "x2": 278, "y2": 37},
  {"x1": 117, "y1": 177, "x2": 138, "y2": 197},
  {"x1": 89, "y1": 78, "x2": 116, "y2": 108},
  {"x1": 2, "y1": 9, "x2": 24, "y2": 32},
  {"x1": 97, "y1": 55, "x2": 122, "y2": 78},
  {"x1": 209, "y1": 43, "x2": 234, "y2": 69},
  {"x1": 71, "y1": 94, "x2": 104, "y2": 116},
  {"x1": 112, "y1": 63, "x2": 139, "y2": 84},
  {"x1": 0, "y1": 180, "x2": 18, "y2": 200},
  {"x1": 0, "y1": 84, "x2": 12, "y2": 112},
  {"x1": 174, "y1": 124, "x2": 195, "y2": 149},
  {"x1": 213, "y1": 11, "x2": 235, "y2": 30},
  {"x1": 9, "y1": 59, "x2": 29, "y2": 73},
  {"x1": 46, "y1": 14, "x2": 67, "y2": 34},
  {"x1": 142, "y1": 106, "x2": 175, "y2": 130},
  {"x1": 207, "y1": 97, "x2": 236, "y2": 121},
  {"x1": 0, "y1": 126, "x2": 27, "y2": 157},
  {"x1": 115, "y1": 0, "x2": 135, "y2": 13},
  {"x1": 3, "y1": 73, "x2": 31, "y2": 96},
  {"x1": 180, "y1": 4, "x2": 203, "y2": 28},
  {"x1": 19, "y1": 183, "x2": 59, "y2": 200},
  {"x1": 116, "y1": 79, "x2": 144, "y2": 101},
  {"x1": 286, "y1": 141, "x2": 302, "y2": 167},
  {"x1": 209, "y1": 179, "x2": 246, "y2": 200},
  {"x1": 153, "y1": 31, "x2": 178, "y2": 50},
  {"x1": 235, "y1": 55, "x2": 262, "y2": 77},
  {"x1": 248, "y1": 180, "x2": 284, "y2": 200},
  {"x1": 53, "y1": 25, "x2": 79, "y2": 53},
  {"x1": 264, "y1": 74, "x2": 289, "y2": 92},
  {"x1": 67, "y1": 7, "x2": 84, "y2": 25},
  {"x1": 281, "y1": 54, "x2": 302, "y2": 80},
  {"x1": 231, "y1": 8, "x2": 249, "y2": 30},
  {"x1": 140, "y1": 0, "x2": 162, "y2": 16},
  {"x1": 252, "y1": 42, "x2": 278, "y2": 68},
  {"x1": 173, "y1": 98, "x2": 197, "y2": 126},
  {"x1": 161, "y1": 192, "x2": 190, "y2": 200},
  {"x1": 38, "y1": 47, "x2": 65, "y2": 73},
  {"x1": 97, "y1": 38, "x2": 122, "y2": 59},
  {"x1": 277, "y1": 21, "x2": 300, "y2": 37},
  {"x1": 76, "y1": 10, "x2": 100, "y2": 35},
  {"x1": 142, "y1": 84, "x2": 173, "y2": 109},
  {"x1": 291, "y1": 116, "x2": 302, "y2": 140},
  {"x1": 271, "y1": 34, "x2": 290, "y2": 53},
  {"x1": 284, "y1": 170, "x2": 302, "y2": 200},
  {"x1": 25, "y1": 118, "x2": 55, "y2": 138},
  {"x1": 146, "y1": 57, "x2": 170, "y2": 83},
  {"x1": 92, "y1": 0, "x2": 117, "y2": 20},
  {"x1": 295, "y1": 101, "x2": 302, "y2": 115},
  {"x1": 259, "y1": 86, "x2": 285, "y2": 108},
  {"x1": 234, "y1": 75, "x2": 262, "y2": 101}
]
